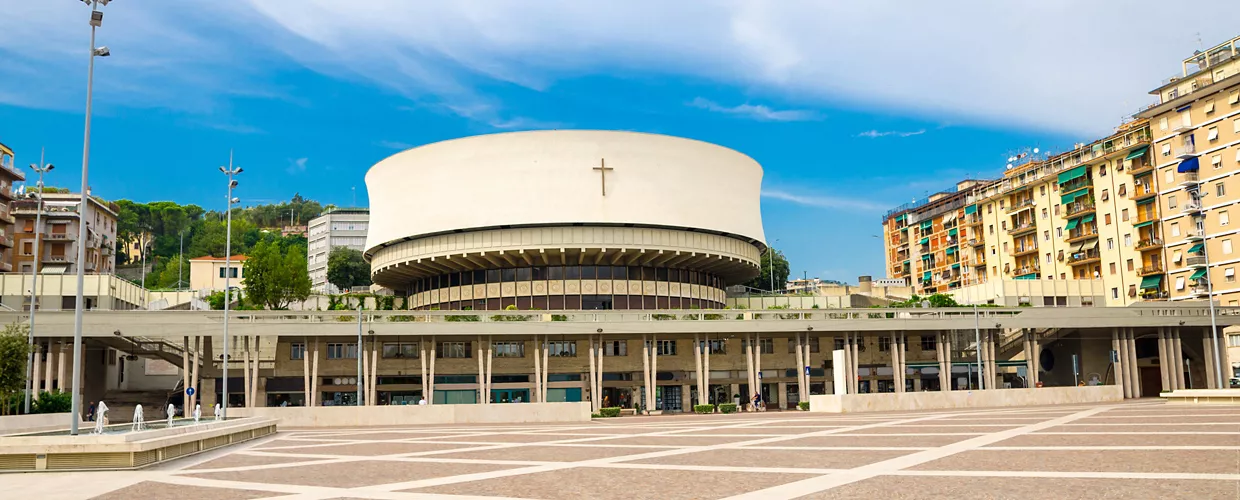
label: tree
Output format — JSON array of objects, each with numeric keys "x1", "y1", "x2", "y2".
[
  {"x1": 327, "y1": 247, "x2": 372, "y2": 292},
  {"x1": 744, "y1": 247, "x2": 791, "y2": 292},
  {"x1": 242, "y1": 240, "x2": 312, "y2": 309},
  {"x1": 0, "y1": 323, "x2": 32, "y2": 415},
  {"x1": 889, "y1": 293, "x2": 960, "y2": 308}
]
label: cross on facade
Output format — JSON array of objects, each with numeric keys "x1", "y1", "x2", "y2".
[{"x1": 593, "y1": 158, "x2": 613, "y2": 196}]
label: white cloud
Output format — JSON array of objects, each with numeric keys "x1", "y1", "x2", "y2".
[
  {"x1": 375, "y1": 140, "x2": 415, "y2": 150},
  {"x1": 856, "y1": 129, "x2": 926, "y2": 138},
  {"x1": 688, "y1": 97, "x2": 817, "y2": 121},
  {"x1": 287, "y1": 157, "x2": 308, "y2": 174},
  {"x1": 2, "y1": 1, "x2": 1235, "y2": 134},
  {"x1": 762, "y1": 188, "x2": 887, "y2": 212}
]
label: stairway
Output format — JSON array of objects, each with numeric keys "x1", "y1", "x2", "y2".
[{"x1": 100, "y1": 389, "x2": 173, "y2": 423}]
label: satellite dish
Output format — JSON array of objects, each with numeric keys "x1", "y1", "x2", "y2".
[
  {"x1": 1006, "y1": 164, "x2": 1013, "y2": 170},
  {"x1": 1033, "y1": 148, "x2": 1040, "y2": 154}
]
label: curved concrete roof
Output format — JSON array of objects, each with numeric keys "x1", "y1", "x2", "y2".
[{"x1": 364, "y1": 130, "x2": 766, "y2": 257}]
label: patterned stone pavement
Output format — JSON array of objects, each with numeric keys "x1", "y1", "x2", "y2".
[{"x1": 5, "y1": 401, "x2": 1240, "y2": 499}]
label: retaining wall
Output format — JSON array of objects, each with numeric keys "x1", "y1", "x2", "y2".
[
  {"x1": 809, "y1": 385, "x2": 1123, "y2": 413},
  {"x1": 229, "y1": 402, "x2": 592, "y2": 427}
]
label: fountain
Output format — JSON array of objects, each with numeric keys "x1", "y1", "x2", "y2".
[
  {"x1": 92, "y1": 402, "x2": 110, "y2": 435},
  {"x1": 167, "y1": 404, "x2": 176, "y2": 427},
  {"x1": 214, "y1": 403, "x2": 222, "y2": 421},
  {"x1": 131, "y1": 404, "x2": 145, "y2": 432},
  {"x1": 193, "y1": 404, "x2": 201, "y2": 424}
]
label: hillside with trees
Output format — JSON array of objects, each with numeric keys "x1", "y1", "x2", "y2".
[{"x1": 113, "y1": 194, "x2": 323, "y2": 290}]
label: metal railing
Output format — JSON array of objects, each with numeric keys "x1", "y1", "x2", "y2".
[
  {"x1": 1138, "y1": 264, "x2": 1164, "y2": 275},
  {"x1": 1136, "y1": 238, "x2": 1164, "y2": 251},
  {"x1": 1186, "y1": 255, "x2": 1208, "y2": 267},
  {"x1": 1065, "y1": 203, "x2": 1096, "y2": 218}
]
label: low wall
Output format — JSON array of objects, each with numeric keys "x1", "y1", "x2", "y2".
[
  {"x1": 230, "y1": 402, "x2": 592, "y2": 427},
  {"x1": 809, "y1": 385, "x2": 1123, "y2": 413},
  {"x1": 0, "y1": 413, "x2": 86, "y2": 434},
  {"x1": 1163, "y1": 389, "x2": 1240, "y2": 404}
]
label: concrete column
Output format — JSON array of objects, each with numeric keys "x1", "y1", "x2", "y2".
[
  {"x1": 486, "y1": 336, "x2": 494, "y2": 402},
  {"x1": 744, "y1": 334, "x2": 755, "y2": 401},
  {"x1": 370, "y1": 339, "x2": 378, "y2": 405},
  {"x1": 1116, "y1": 329, "x2": 1131, "y2": 398},
  {"x1": 1124, "y1": 329, "x2": 1139, "y2": 397},
  {"x1": 1157, "y1": 328, "x2": 1170, "y2": 394},
  {"x1": 990, "y1": 332, "x2": 999, "y2": 389},
  {"x1": 703, "y1": 335, "x2": 711, "y2": 404},
  {"x1": 44, "y1": 342, "x2": 54, "y2": 392},
  {"x1": 777, "y1": 381, "x2": 787, "y2": 409},
  {"x1": 913, "y1": 375, "x2": 922, "y2": 392},
  {"x1": 851, "y1": 333, "x2": 861, "y2": 394},
  {"x1": 588, "y1": 338, "x2": 598, "y2": 411},
  {"x1": 802, "y1": 334, "x2": 812, "y2": 400},
  {"x1": 649, "y1": 336, "x2": 657, "y2": 410},
  {"x1": 242, "y1": 337, "x2": 251, "y2": 408},
  {"x1": 427, "y1": 340, "x2": 435, "y2": 405},
  {"x1": 1203, "y1": 334, "x2": 1217, "y2": 390},
  {"x1": 901, "y1": 333, "x2": 910, "y2": 392},
  {"x1": 32, "y1": 343, "x2": 41, "y2": 394},
  {"x1": 303, "y1": 337, "x2": 311, "y2": 407},
  {"x1": 681, "y1": 383, "x2": 691, "y2": 411},
  {"x1": 935, "y1": 332, "x2": 946, "y2": 391},
  {"x1": 1111, "y1": 329, "x2": 1123, "y2": 394},
  {"x1": 1129, "y1": 329, "x2": 1142, "y2": 396},
  {"x1": 182, "y1": 336, "x2": 190, "y2": 404},
  {"x1": 1173, "y1": 330, "x2": 1186, "y2": 389},
  {"x1": 730, "y1": 383, "x2": 740, "y2": 406},
  {"x1": 889, "y1": 332, "x2": 899, "y2": 393},
  {"x1": 541, "y1": 336, "x2": 549, "y2": 403},
  {"x1": 57, "y1": 342, "x2": 66, "y2": 392},
  {"x1": 794, "y1": 332, "x2": 805, "y2": 399},
  {"x1": 420, "y1": 339, "x2": 428, "y2": 402},
  {"x1": 754, "y1": 334, "x2": 762, "y2": 395},
  {"x1": 188, "y1": 337, "x2": 200, "y2": 409},
  {"x1": 533, "y1": 336, "x2": 542, "y2": 403},
  {"x1": 595, "y1": 337, "x2": 603, "y2": 410},
  {"x1": 840, "y1": 334, "x2": 852, "y2": 395},
  {"x1": 641, "y1": 335, "x2": 650, "y2": 413},
  {"x1": 476, "y1": 337, "x2": 486, "y2": 404},
  {"x1": 1031, "y1": 334, "x2": 1041, "y2": 386},
  {"x1": 693, "y1": 333, "x2": 703, "y2": 403},
  {"x1": 253, "y1": 335, "x2": 262, "y2": 406},
  {"x1": 311, "y1": 338, "x2": 320, "y2": 407}
]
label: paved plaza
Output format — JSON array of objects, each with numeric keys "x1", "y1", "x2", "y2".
[{"x1": 6, "y1": 401, "x2": 1240, "y2": 499}]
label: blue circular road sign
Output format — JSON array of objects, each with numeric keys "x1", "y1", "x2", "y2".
[{"x1": 186, "y1": 387, "x2": 196, "y2": 396}]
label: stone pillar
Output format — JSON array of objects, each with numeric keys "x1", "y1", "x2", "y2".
[
  {"x1": 1203, "y1": 334, "x2": 1217, "y2": 390},
  {"x1": 303, "y1": 337, "x2": 312, "y2": 407},
  {"x1": 44, "y1": 342, "x2": 54, "y2": 392},
  {"x1": 1172, "y1": 330, "x2": 1185, "y2": 389},
  {"x1": 936, "y1": 332, "x2": 947, "y2": 391},
  {"x1": 693, "y1": 333, "x2": 703, "y2": 404},
  {"x1": 776, "y1": 381, "x2": 787, "y2": 409},
  {"x1": 595, "y1": 337, "x2": 603, "y2": 410},
  {"x1": 370, "y1": 338, "x2": 379, "y2": 405},
  {"x1": 533, "y1": 336, "x2": 542, "y2": 403},
  {"x1": 420, "y1": 338, "x2": 428, "y2": 403},
  {"x1": 730, "y1": 383, "x2": 740, "y2": 406},
  {"x1": 703, "y1": 335, "x2": 711, "y2": 404},
  {"x1": 541, "y1": 336, "x2": 549, "y2": 403},
  {"x1": 851, "y1": 333, "x2": 861, "y2": 394},
  {"x1": 840, "y1": 334, "x2": 852, "y2": 395},
  {"x1": 1116, "y1": 329, "x2": 1131, "y2": 398},
  {"x1": 189, "y1": 337, "x2": 200, "y2": 409},
  {"x1": 182, "y1": 336, "x2": 190, "y2": 404},
  {"x1": 649, "y1": 336, "x2": 657, "y2": 411},
  {"x1": 426, "y1": 340, "x2": 435, "y2": 405},
  {"x1": 476, "y1": 336, "x2": 486, "y2": 404},
  {"x1": 588, "y1": 338, "x2": 598, "y2": 411},
  {"x1": 990, "y1": 332, "x2": 1000, "y2": 389},
  {"x1": 1111, "y1": 329, "x2": 1123, "y2": 395},
  {"x1": 744, "y1": 334, "x2": 755, "y2": 403},
  {"x1": 794, "y1": 332, "x2": 805, "y2": 400},
  {"x1": 802, "y1": 334, "x2": 812, "y2": 400},
  {"x1": 1129, "y1": 329, "x2": 1142, "y2": 396},
  {"x1": 754, "y1": 334, "x2": 762, "y2": 398},
  {"x1": 681, "y1": 383, "x2": 691, "y2": 411},
  {"x1": 1031, "y1": 334, "x2": 1041, "y2": 387},
  {"x1": 486, "y1": 336, "x2": 494, "y2": 402},
  {"x1": 641, "y1": 334, "x2": 650, "y2": 413},
  {"x1": 311, "y1": 338, "x2": 321, "y2": 407},
  {"x1": 57, "y1": 342, "x2": 66, "y2": 392},
  {"x1": 253, "y1": 335, "x2": 262, "y2": 407},
  {"x1": 1157, "y1": 328, "x2": 1170, "y2": 394}
]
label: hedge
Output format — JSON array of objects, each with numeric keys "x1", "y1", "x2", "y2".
[
  {"x1": 599, "y1": 407, "x2": 622, "y2": 418},
  {"x1": 798, "y1": 401, "x2": 810, "y2": 411},
  {"x1": 718, "y1": 403, "x2": 738, "y2": 414},
  {"x1": 692, "y1": 404, "x2": 715, "y2": 414}
]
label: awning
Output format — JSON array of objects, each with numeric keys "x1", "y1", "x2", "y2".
[
  {"x1": 919, "y1": 237, "x2": 929, "y2": 245},
  {"x1": 1015, "y1": 274, "x2": 1038, "y2": 280},
  {"x1": 1136, "y1": 197, "x2": 1156, "y2": 205},
  {"x1": 896, "y1": 214, "x2": 906, "y2": 222},
  {"x1": 1177, "y1": 157, "x2": 1200, "y2": 173},
  {"x1": 920, "y1": 220, "x2": 933, "y2": 231},
  {"x1": 965, "y1": 204, "x2": 977, "y2": 215},
  {"x1": 951, "y1": 263, "x2": 961, "y2": 269},
  {"x1": 1060, "y1": 190, "x2": 1090, "y2": 204},
  {"x1": 942, "y1": 212, "x2": 956, "y2": 223},
  {"x1": 42, "y1": 265, "x2": 68, "y2": 275},
  {"x1": 921, "y1": 253, "x2": 932, "y2": 260},
  {"x1": 1175, "y1": 104, "x2": 1192, "y2": 112},
  {"x1": 945, "y1": 247, "x2": 956, "y2": 255},
  {"x1": 1133, "y1": 219, "x2": 1156, "y2": 228},
  {"x1": 1065, "y1": 218, "x2": 1080, "y2": 230},
  {"x1": 948, "y1": 228, "x2": 958, "y2": 236},
  {"x1": 1188, "y1": 243, "x2": 1204, "y2": 253},
  {"x1": 923, "y1": 271, "x2": 932, "y2": 281},
  {"x1": 1139, "y1": 275, "x2": 1163, "y2": 290},
  {"x1": 1082, "y1": 214, "x2": 1095, "y2": 224},
  {"x1": 1125, "y1": 145, "x2": 1149, "y2": 161},
  {"x1": 1190, "y1": 268, "x2": 1208, "y2": 280},
  {"x1": 1057, "y1": 165, "x2": 1088, "y2": 184}
]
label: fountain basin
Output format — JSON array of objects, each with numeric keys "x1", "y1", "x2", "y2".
[{"x1": 0, "y1": 416, "x2": 277, "y2": 472}]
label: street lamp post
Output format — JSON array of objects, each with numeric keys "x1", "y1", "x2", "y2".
[
  {"x1": 220, "y1": 155, "x2": 242, "y2": 418},
  {"x1": 23, "y1": 154, "x2": 53, "y2": 414},
  {"x1": 70, "y1": 0, "x2": 112, "y2": 435},
  {"x1": 1195, "y1": 192, "x2": 1225, "y2": 388}
]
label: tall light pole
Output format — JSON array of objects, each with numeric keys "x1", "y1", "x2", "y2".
[
  {"x1": 220, "y1": 154, "x2": 242, "y2": 418},
  {"x1": 70, "y1": 0, "x2": 112, "y2": 435},
  {"x1": 1195, "y1": 192, "x2": 1224, "y2": 388},
  {"x1": 23, "y1": 154, "x2": 53, "y2": 414}
]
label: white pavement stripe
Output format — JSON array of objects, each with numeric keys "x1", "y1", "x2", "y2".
[
  {"x1": 890, "y1": 469, "x2": 1240, "y2": 481},
  {"x1": 719, "y1": 405, "x2": 1114, "y2": 500}
]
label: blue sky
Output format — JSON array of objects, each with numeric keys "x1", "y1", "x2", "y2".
[{"x1": 0, "y1": 1, "x2": 1233, "y2": 283}]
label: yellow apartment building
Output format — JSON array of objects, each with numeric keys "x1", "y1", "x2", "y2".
[
  {"x1": 1139, "y1": 36, "x2": 1240, "y2": 309},
  {"x1": 882, "y1": 180, "x2": 992, "y2": 293}
]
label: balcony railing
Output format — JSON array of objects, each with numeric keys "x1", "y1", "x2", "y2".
[
  {"x1": 1011, "y1": 265, "x2": 1040, "y2": 276},
  {"x1": 1186, "y1": 255, "x2": 1208, "y2": 267},
  {"x1": 1175, "y1": 144, "x2": 1199, "y2": 159},
  {"x1": 1006, "y1": 198, "x2": 1035, "y2": 213},
  {"x1": 1136, "y1": 238, "x2": 1164, "y2": 251},
  {"x1": 1010, "y1": 245, "x2": 1038, "y2": 257},
  {"x1": 1008, "y1": 222, "x2": 1036, "y2": 235},
  {"x1": 1067, "y1": 248, "x2": 1101, "y2": 265},
  {"x1": 1128, "y1": 158, "x2": 1155, "y2": 176},
  {"x1": 1064, "y1": 203, "x2": 1096, "y2": 218},
  {"x1": 1138, "y1": 263, "x2": 1164, "y2": 276},
  {"x1": 43, "y1": 255, "x2": 70, "y2": 263},
  {"x1": 1179, "y1": 172, "x2": 1200, "y2": 186},
  {"x1": 44, "y1": 233, "x2": 75, "y2": 240},
  {"x1": 1190, "y1": 285, "x2": 1210, "y2": 296},
  {"x1": 1130, "y1": 183, "x2": 1156, "y2": 199},
  {"x1": 1181, "y1": 200, "x2": 1202, "y2": 213},
  {"x1": 1067, "y1": 228, "x2": 1099, "y2": 242}
]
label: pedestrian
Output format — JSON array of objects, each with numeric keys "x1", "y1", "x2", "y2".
[
  {"x1": 752, "y1": 392, "x2": 763, "y2": 412},
  {"x1": 418, "y1": 396, "x2": 427, "y2": 405},
  {"x1": 87, "y1": 401, "x2": 96, "y2": 422}
]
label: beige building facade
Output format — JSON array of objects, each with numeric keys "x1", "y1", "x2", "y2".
[
  {"x1": 189, "y1": 255, "x2": 248, "y2": 292},
  {"x1": 12, "y1": 191, "x2": 118, "y2": 276},
  {"x1": 0, "y1": 142, "x2": 23, "y2": 273}
]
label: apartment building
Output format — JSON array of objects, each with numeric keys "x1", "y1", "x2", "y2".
[
  {"x1": 12, "y1": 191, "x2": 118, "y2": 275},
  {"x1": 1138, "y1": 36, "x2": 1240, "y2": 306},
  {"x1": 882, "y1": 122, "x2": 1156, "y2": 305},
  {"x1": 0, "y1": 142, "x2": 23, "y2": 273},
  {"x1": 882, "y1": 180, "x2": 992, "y2": 294},
  {"x1": 307, "y1": 207, "x2": 369, "y2": 293}
]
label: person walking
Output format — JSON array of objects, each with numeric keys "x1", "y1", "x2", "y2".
[{"x1": 87, "y1": 401, "x2": 97, "y2": 422}]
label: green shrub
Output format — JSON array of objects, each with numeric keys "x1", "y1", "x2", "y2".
[
  {"x1": 693, "y1": 404, "x2": 715, "y2": 414},
  {"x1": 551, "y1": 314, "x2": 568, "y2": 321},
  {"x1": 32, "y1": 391, "x2": 72, "y2": 414},
  {"x1": 651, "y1": 314, "x2": 676, "y2": 321},
  {"x1": 798, "y1": 401, "x2": 810, "y2": 411},
  {"x1": 718, "y1": 403, "x2": 738, "y2": 414},
  {"x1": 599, "y1": 407, "x2": 621, "y2": 417},
  {"x1": 591, "y1": 413, "x2": 602, "y2": 418},
  {"x1": 490, "y1": 304, "x2": 531, "y2": 322}
]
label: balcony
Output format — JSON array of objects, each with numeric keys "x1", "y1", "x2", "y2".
[
  {"x1": 1181, "y1": 199, "x2": 1202, "y2": 214},
  {"x1": 42, "y1": 254, "x2": 71, "y2": 264},
  {"x1": 1067, "y1": 248, "x2": 1101, "y2": 266},
  {"x1": 0, "y1": 234, "x2": 10, "y2": 248},
  {"x1": 1010, "y1": 245, "x2": 1038, "y2": 258},
  {"x1": 1170, "y1": 122, "x2": 1195, "y2": 135},
  {"x1": 1184, "y1": 227, "x2": 1205, "y2": 242},
  {"x1": 1008, "y1": 222, "x2": 1036, "y2": 236},
  {"x1": 1137, "y1": 263, "x2": 1164, "y2": 276},
  {"x1": 1186, "y1": 255, "x2": 1208, "y2": 268},
  {"x1": 968, "y1": 238, "x2": 984, "y2": 247},
  {"x1": 963, "y1": 214, "x2": 983, "y2": 226},
  {"x1": 1190, "y1": 285, "x2": 1210, "y2": 297},
  {"x1": 44, "y1": 232, "x2": 76, "y2": 241},
  {"x1": 1011, "y1": 265, "x2": 1040, "y2": 277},
  {"x1": 1128, "y1": 160, "x2": 1155, "y2": 176},
  {"x1": 0, "y1": 182, "x2": 12, "y2": 201},
  {"x1": 1064, "y1": 203, "x2": 1096, "y2": 219},
  {"x1": 1066, "y1": 227, "x2": 1099, "y2": 243},
  {"x1": 1175, "y1": 144, "x2": 1199, "y2": 159},
  {"x1": 1006, "y1": 198, "x2": 1035, "y2": 214},
  {"x1": 1130, "y1": 183, "x2": 1157, "y2": 201},
  {"x1": 1135, "y1": 238, "x2": 1164, "y2": 251},
  {"x1": 1179, "y1": 172, "x2": 1201, "y2": 187}
]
